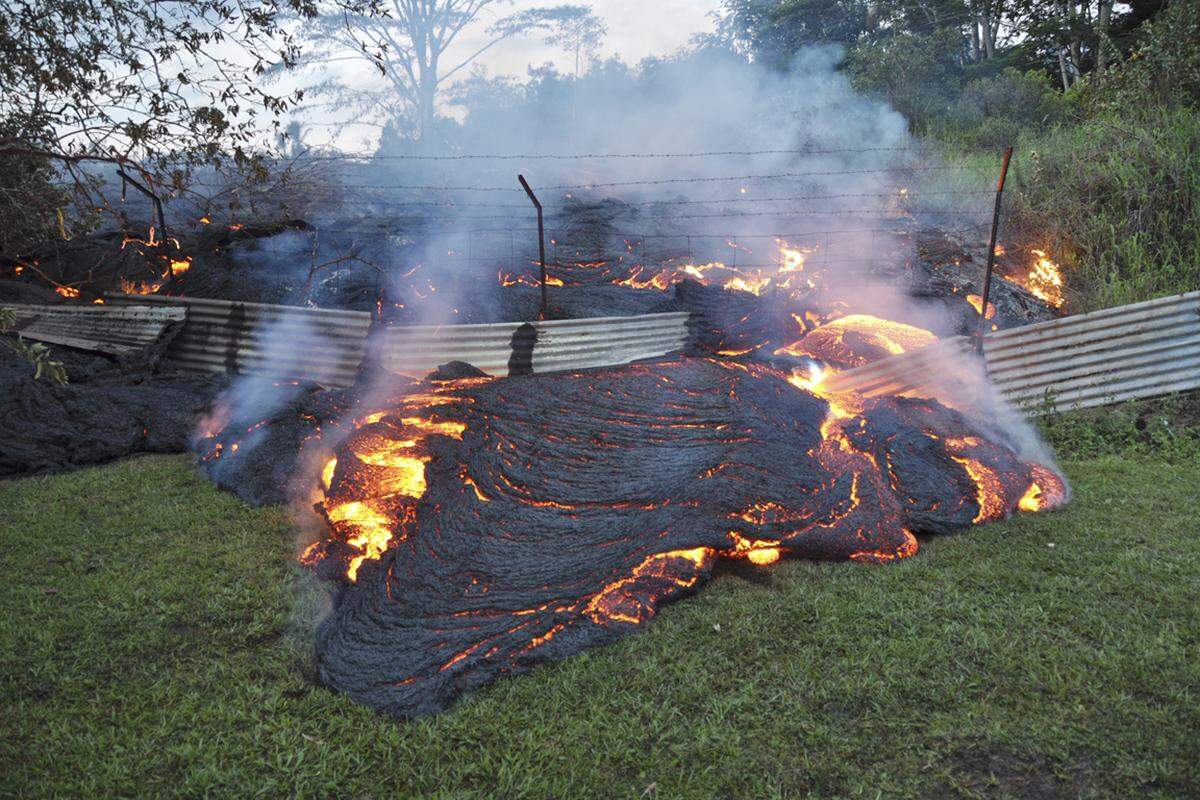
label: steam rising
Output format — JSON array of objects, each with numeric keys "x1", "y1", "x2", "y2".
[{"x1": 198, "y1": 42, "x2": 1063, "y2": 542}]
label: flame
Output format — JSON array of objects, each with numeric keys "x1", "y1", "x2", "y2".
[
  {"x1": 723, "y1": 275, "x2": 772, "y2": 295},
  {"x1": 612, "y1": 240, "x2": 814, "y2": 296},
  {"x1": 498, "y1": 270, "x2": 563, "y2": 288},
  {"x1": 1011, "y1": 249, "x2": 1065, "y2": 308},
  {"x1": 119, "y1": 277, "x2": 165, "y2": 295},
  {"x1": 170, "y1": 258, "x2": 191, "y2": 276},
  {"x1": 778, "y1": 243, "x2": 806, "y2": 273},
  {"x1": 54, "y1": 286, "x2": 80, "y2": 298}
]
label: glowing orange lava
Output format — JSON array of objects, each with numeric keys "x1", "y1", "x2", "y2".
[
  {"x1": 966, "y1": 294, "x2": 996, "y2": 319},
  {"x1": 775, "y1": 314, "x2": 937, "y2": 366}
]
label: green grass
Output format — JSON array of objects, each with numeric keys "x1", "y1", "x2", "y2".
[{"x1": 2, "y1": 452, "x2": 1199, "y2": 799}]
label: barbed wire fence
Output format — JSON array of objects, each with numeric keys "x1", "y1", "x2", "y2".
[{"x1": 12, "y1": 146, "x2": 1011, "y2": 305}]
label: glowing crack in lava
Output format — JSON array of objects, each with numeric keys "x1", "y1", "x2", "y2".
[
  {"x1": 611, "y1": 240, "x2": 815, "y2": 297},
  {"x1": 302, "y1": 358, "x2": 1065, "y2": 718}
]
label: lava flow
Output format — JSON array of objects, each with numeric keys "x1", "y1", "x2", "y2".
[
  {"x1": 299, "y1": 355, "x2": 1065, "y2": 718},
  {"x1": 192, "y1": 228, "x2": 1069, "y2": 719}
]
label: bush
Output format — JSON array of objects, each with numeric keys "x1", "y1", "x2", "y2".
[
  {"x1": 931, "y1": 68, "x2": 1068, "y2": 148},
  {"x1": 844, "y1": 30, "x2": 961, "y2": 133}
]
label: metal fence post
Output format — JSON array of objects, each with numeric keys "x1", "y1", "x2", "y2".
[
  {"x1": 517, "y1": 175, "x2": 548, "y2": 319},
  {"x1": 977, "y1": 146, "x2": 1014, "y2": 354}
]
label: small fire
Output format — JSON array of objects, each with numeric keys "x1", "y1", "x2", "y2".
[
  {"x1": 1013, "y1": 249, "x2": 1065, "y2": 308},
  {"x1": 120, "y1": 278, "x2": 166, "y2": 295},
  {"x1": 723, "y1": 275, "x2": 772, "y2": 295},
  {"x1": 609, "y1": 240, "x2": 815, "y2": 297},
  {"x1": 54, "y1": 285, "x2": 80, "y2": 298}
]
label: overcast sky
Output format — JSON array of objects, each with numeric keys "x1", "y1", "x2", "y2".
[
  {"x1": 307, "y1": 1, "x2": 722, "y2": 150},
  {"x1": 471, "y1": 0, "x2": 722, "y2": 76}
]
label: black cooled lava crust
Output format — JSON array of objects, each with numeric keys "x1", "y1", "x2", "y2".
[{"x1": 306, "y1": 358, "x2": 1051, "y2": 717}]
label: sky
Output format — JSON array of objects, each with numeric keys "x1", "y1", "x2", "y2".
[
  {"x1": 471, "y1": 0, "x2": 722, "y2": 75},
  {"x1": 308, "y1": 0, "x2": 722, "y2": 150}
]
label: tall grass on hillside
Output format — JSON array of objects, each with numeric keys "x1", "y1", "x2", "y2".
[{"x1": 994, "y1": 107, "x2": 1199, "y2": 312}]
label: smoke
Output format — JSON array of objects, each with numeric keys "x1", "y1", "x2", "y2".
[{"x1": 191, "y1": 38, "x2": 1065, "y2": 539}]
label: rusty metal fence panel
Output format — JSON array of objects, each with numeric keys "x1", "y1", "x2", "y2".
[
  {"x1": 4, "y1": 303, "x2": 186, "y2": 355},
  {"x1": 108, "y1": 293, "x2": 372, "y2": 387},
  {"x1": 69, "y1": 290, "x2": 1200, "y2": 409},
  {"x1": 378, "y1": 313, "x2": 691, "y2": 378}
]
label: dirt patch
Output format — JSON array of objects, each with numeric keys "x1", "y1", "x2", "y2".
[{"x1": 936, "y1": 743, "x2": 1090, "y2": 799}]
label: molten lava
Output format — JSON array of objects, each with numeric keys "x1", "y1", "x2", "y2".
[
  {"x1": 966, "y1": 294, "x2": 996, "y2": 319},
  {"x1": 295, "y1": 358, "x2": 1066, "y2": 717},
  {"x1": 774, "y1": 314, "x2": 937, "y2": 367},
  {"x1": 609, "y1": 240, "x2": 816, "y2": 297}
]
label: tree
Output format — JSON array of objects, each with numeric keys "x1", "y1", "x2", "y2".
[
  {"x1": 544, "y1": 5, "x2": 606, "y2": 81},
  {"x1": 0, "y1": 0, "x2": 346, "y2": 170},
  {"x1": 287, "y1": 0, "x2": 581, "y2": 147},
  {"x1": 712, "y1": 0, "x2": 872, "y2": 66},
  {"x1": 541, "y1": 5, "x2": 605, "y2": 131},
  {"x1": 0, "y1": 0, "x2": 371, "y2": 254}
]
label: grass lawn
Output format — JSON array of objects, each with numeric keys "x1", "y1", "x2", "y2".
[{"x1": 1, "y1": 453, "x2": 1198, "y2": 798}]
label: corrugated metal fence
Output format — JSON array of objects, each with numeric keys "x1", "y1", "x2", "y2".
[
  {"x1": 21, "y1": 290, "x2": 1199, "y2": 411},
  {"x1": 105, "y1": 293, "x2": 690, "y2": 384},
  {"x1": 5, "y1": 302, "x2": 185, "y2": 356},
  {"x1": 825, "y1": 290, "x2": 1200, "y2": 413}
]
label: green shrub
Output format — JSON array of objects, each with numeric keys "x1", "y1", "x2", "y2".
[
  {"x1": 1037, "y1": 393, "x2": 1200, "y2": 462},
  {"x1": 0, "y1": 307, "x2": 67, "y2": 384},
  {"x1": 931, "y1": 68, "x2": 1068, "y2": 148}
]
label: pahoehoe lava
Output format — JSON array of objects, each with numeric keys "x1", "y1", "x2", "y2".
[{"x1": 298, "y1": 357, "x2": 1065, "y2": 718}]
